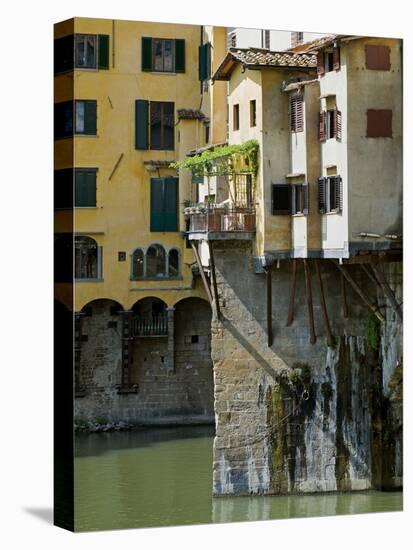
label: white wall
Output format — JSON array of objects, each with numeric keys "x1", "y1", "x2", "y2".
[{"x1": 228, "y1": 27, "x2": 327, "y2": 51}]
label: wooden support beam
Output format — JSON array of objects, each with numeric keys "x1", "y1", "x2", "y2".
[
  {"x1": 208, "y1": 240, "x2": 221, "y2": 320},
  {"x1": 341, "y1": 274, "x2": 348, "y2": 318},
  {"x1": 286, "y1": 259, "x2": 297, "y2": 326},
  {"x1": 333, "y1": 262, "x2": 385, "y2": 323},
  {"x1": 191, "y1": 241, "x2": 213, "y2": 305},
  {"x1": 303, "y1": 259, "x2": 316, "y2": 345},
  {"x1": 314, "y1": 259, "x2": 334, "y2": 347},
  {"x1": 361, "y1": 264, "x2": 380, "y2": 286},
  {"x1": 371, "y1": 264, "x2": 403, "y2": 323},
  {"x1": 266, "y1": 267, "x2": 273, "y2": 347}
]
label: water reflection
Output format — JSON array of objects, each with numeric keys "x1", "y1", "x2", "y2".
[{"x1": 75, "y1": 426, "x2": 402, "y2": 532}]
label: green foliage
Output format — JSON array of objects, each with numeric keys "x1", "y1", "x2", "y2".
[
  {"x1": 170, "y1": 139, "x2": 259, "y2": 178},
  {"x1": 366, "y1": 311, "x2": 381, "y2": 350}
]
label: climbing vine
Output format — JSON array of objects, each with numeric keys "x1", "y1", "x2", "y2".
[{"x1": 170, "y1": 139, "x2": 259, "y2": 178}]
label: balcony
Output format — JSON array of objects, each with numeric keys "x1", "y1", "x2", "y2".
[
  {"x1": 132, "y1": 315, "x2": 168, "y2": 337},
  {"x1": 185, "y1": 203, "x2": 256, "y2": 240}
]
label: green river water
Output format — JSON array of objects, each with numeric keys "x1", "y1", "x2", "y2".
[{"x1": 74, "y1": 425, "x2": 402, "y2": 532}]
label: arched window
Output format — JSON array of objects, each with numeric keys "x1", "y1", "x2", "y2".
[
  {"x1": 168, "y1": 249, "x2": 179, "y2": 277},
  {"x1": 132, "y1": 248, "x2": 144, "y2": 279},
  {"x1": 75, "y1": 236, "x2": 99, "y2": 279},
  {"x1": 146, "y1": 244, "x2": 166, "y2": 278}
]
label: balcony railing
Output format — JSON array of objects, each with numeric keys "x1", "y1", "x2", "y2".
[
  {"x1": 132, "y1": 315, "x2": 168, "y2": 337},
  {"x1": 185, "y1": 204, "x2": 256, "y2": 233}
]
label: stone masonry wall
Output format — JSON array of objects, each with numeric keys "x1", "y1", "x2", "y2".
[
  {"x1": 212, "y1": 241, "x2": 402, "y2": 495},
  {"x1": 75, "y1": 298, "x2": 214, "y2": 425}
]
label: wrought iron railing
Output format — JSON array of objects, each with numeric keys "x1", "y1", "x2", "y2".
[
  {"x1": 132, "y1": 315, "x2": 168, "y2": 337},
  {"x1": 185, "y1": 204, "x2": 256, "y2": 233}
]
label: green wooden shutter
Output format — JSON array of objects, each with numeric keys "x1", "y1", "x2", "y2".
[
  {"x1": 75, "y1": 170, "x2": 96, "y2": 207},
  {"x1": 98, "y1": 35, "x2": 109, "y2": 69},
  {"x1": 164, "y1": 177, "x2": 178, "y2": 231},
  {"x1": 205, "y1": 42, "x2": 211, "y2": 79},
  {"x1": 142, "y1": 37, "x2": 152, "y2": 71},
  {"x1": 150, "y1": 178, "x2": 165, "y2": 231},
  {"x1": 84, "y1": 101, "x2": 97, "y2": 135},
  {"x1": 175, "y1": 39, "x2": 185, "y2": 72},
  {"x1": 135, "y1": 100, "x2": 149, "y2": 149}
]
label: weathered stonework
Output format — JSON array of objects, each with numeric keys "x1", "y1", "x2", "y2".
[
  {"x1": 75, "y1": 298, "x2": 214, "y2": 425},
  {"x1": 212, "y1": 241, "x2": 402, "y2": 495}
]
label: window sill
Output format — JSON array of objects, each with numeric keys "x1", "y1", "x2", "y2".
[
  {"x1": 74, "y1": 67, "x2": 99, "y2": 72},
  {"x1": 292, "y1": 213, "x2": 307, "y2": 217},
  {"x1": 74, "y1": 206, "x2": 99, "y2": 209},
  {"x1": 75, "y1": 278, "x2": 104, "y2": 282},
  {"x1": 130, "y1": 276, "x2": 183, "y2": 282},
  {"x1": 147, "y1": 71, "x2": 178, "y2": 75},
  {"x1": 74, "y1": 133, "x2": 99, "y2": 138}
]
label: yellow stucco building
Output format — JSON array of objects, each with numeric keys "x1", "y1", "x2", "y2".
[{"x1": 54, "y1": 17, "x2": 227, "y2": 422}]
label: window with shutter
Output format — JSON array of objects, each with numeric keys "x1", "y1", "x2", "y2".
[
  {"x1": 365, "y1": 45, "x2": 391, "y2": 70},
  {"x1": 75, "y1": 34, "x2": 97, "y2": 68},
  {"x1": 75, "y1": 100, "x2": 97, "y2": 135},
  {"x1": 272, "y1": 184, "x2": 292, "y2": 215},
  {"x1": 319, "y1": 176, "x2": 342, "y2": 214},
  {"x1": 366, "y1": 109, "x2": 392, "y2": 138},
  {"x1": 290, "y1": 95, "x2": 304, "y2": 132},
  {"x1": 142, "y1": 37, "x2": 185, "y2": 73},
  {"x1": 75, "y1": 169, "x2": 97, "y2": 207},
  {"x1": 150, "y1": 101, "x2": 174, "y2": 150},
  {"x1": 150, "y1": 177, "x2": 178, "y2": 232}
]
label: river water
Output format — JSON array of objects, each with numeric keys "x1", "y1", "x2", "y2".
[{"x1": 74, "y1": 425, "x2": 402, "y2": 532}]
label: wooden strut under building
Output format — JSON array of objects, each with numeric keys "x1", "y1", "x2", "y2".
[
  {"x1": 190, "y1": 241, "x2": 213, "y2": 305},
  {"x1": 371, "y1": 263, "x2": 403, "y2": 323},
  {"x1": 341, "y1": 273, "x2": 349, "y2": 318},
  {"x1": 332, "y1": 261, "x2": 385, "y2": 323},
  {"x1": 286, "y1": 259, "x2": 297, "y2": 326},
  {"x1": 303, "y1": 259, "x2": 316, "y2": 345},
  {"x1": 266, "y1": 266, "x2": 273, "y2": 347},
  {"x1": 314, "y1": 259, "x2": 334, "y2": 347},
  {"x1": 207, "y1": 240, "x2": 221, "y2": 319}
]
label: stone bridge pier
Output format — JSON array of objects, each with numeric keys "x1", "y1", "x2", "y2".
[{"x1": 211, "y1": 241, "x2": 402, "y2": 495}]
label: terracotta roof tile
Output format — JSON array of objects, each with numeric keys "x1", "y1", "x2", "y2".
[
  {"x1": 177, "y1": 109, "x2": 206, "y2": 120},
  {"x1": 213, "y1": 47, "x2": 317, "y2": 80}
]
